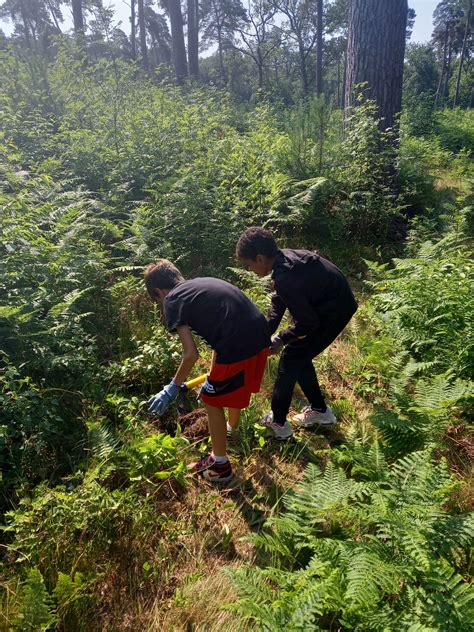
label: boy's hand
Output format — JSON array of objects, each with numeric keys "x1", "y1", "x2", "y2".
[
  {"x1": 147, "y1": 380, "x2": 180, "y2": 416},
  {"x1": 269, "y1": 333, "x2": 284, "y2": 355}
]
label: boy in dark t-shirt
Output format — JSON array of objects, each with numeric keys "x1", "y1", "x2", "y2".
[
  {"x1": 145, "y1": 259, "x2": 270, "y2": 483},
  {"x1": 236, "y1": 227, "x2": 357, "y2": 439}
]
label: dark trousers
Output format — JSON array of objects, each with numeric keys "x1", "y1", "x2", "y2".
[{"x1": 271, "y1": 315, "x2": 353, "y2": 424}]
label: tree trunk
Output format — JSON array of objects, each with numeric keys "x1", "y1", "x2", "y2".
[
  {"x1": 435, "y1": 25, "x2": 448, "y2": 108},
  {"x1": 315, "y1": 0, "x2": 323, "y2": 95},
  {"x1": 342, "y1": 48, "x2": 347, "y2": 109},
  {"x1": 217, "y1": 29, "x2": 226, "y2": 83},
  {"x1": 257, "y1": 48, "x2": 264, "y2": 89},
  {"x1": 168, "y1": 0, "x2": 188, "y2": 83},
  {"x1": 337, "y1": 54, "x2": 341, "y2": 107},
  {"x1": 345, "y1": 0, "x2": 408, "y2": 132},
  {"x1": 187, "y1": 0, "x2": 199, "y2": 78},
  {"x1": 444, "y1": 39, "x2": 453, "y2": 99},
  {"x1": 297, "y1": 36, "x2": 309, "y2": 95},
  {"x1": 130, "y1": 0, "x2": 137, "y2": 60},
  {"x1": 137, "y1": 0, "x2": 149, "y2": 70},
  {"x1": 71, "y1": 0, "x2": 85, "y2": 34},
  {"x1": 18, "y1": 0, "x2": 32, "y2": 48},
  {"x1": 454, "y1": 4, "x2": 472, "y2": 107}
]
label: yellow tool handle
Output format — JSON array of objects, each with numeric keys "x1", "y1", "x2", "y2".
[{"x1": 183, "y1": 373, "x2": 207, "y2": 390}]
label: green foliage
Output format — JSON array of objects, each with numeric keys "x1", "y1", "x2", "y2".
[
  {"x1": 283, "y1": 98, "x2": 406, "y2": 249},
  {"x1": 371, "y1": 375, "x2": 472, "y2": 458},
  {"x1": 122, "y1": 432, "x2": 189, "y2": 485},
  {"x1": 3, "y1": 471, "x2": 156, "y2": 582},
  {"x1": 402, "y1": 44, "x2": 438, "y2": 136},
  {"x1": 279, "y1": 96, "x2": 334, "y2": 180},
  {"x1": 435, "y1": 108, "x2": 474, "y2": 154},
  {"x1": 228, "y1": 453, "x2": 474, "y2": 631},
  {"x1": 366, "y1": 210, "x2": 473, "y2": 380},
  {"x1": 16, "y1": 568, "x2": 54, "y2": 631},
  {"x1": 0, "y1": 359, "x2": 87, "y2": 498},
  {"x1": 52, "y1": 571, "x2": 93, "y2": 631},
  {"x1": 1, "y1": 29, "x2": 473, "y2": 632}
]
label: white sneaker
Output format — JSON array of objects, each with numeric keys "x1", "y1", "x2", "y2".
[
  {"x1": 292, "y1": 406, "x2": 337, "y2": 427},
  {"x1": 226, "y1": 422, "x2": 233, "y2": 435},
  {"x1": 258, "y1": 412, "x2": 293, "y2": 440}
]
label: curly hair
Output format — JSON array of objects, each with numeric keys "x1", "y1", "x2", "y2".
[
  {"x1": 144, "y1": 259, "x2": 184, "y2": 297},
  {"x1": 236, "y1": 227, "x2": 279, "y2": 260}
]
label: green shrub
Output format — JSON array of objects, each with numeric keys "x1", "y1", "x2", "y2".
[
  {"x1": 366, "y1": 210, "x2": 473, "y2": 380},
  {"x1": 3, "y1": 472, "x2": 157, "y2": 584},
  {"x1": 0, "y1": 360, "x2": 87, "y2": 498},
  {"x1": 16, "y1": 568, "x2": 55, "y2": 631},
  {"x1": 435, "y1": 108, "x2": 474, "y2": 154},
  {"x1": 228, "y1": 453, "x2": 474, "y2": 631},
  {"x1": 121, "y1": 432, "x2": 189, "y2": 485}
]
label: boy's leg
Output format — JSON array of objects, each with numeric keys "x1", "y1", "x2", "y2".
[
  {"x1": 190, "y1": 402, "x2": 232, "y2": 483},
  {"x1": 203, "y1": 402, "x2": 228, "y2": 457},
  {"x1": 272, "y1": 319, "x2": 346, "y2": 422},
  {"x1": 297, "y1": 317, "x2": 352, "y2": 409},
  {"x1": 228, "y1": 408, "x2": 241, "y2": 429},
  {"x1": 296, "y1": 361, "x2": 326, "y2": 411},
  {"x1": 271, "y1": 350, "x2": 302, "y2": 424}
]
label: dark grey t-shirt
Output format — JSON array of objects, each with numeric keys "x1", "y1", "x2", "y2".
[{"x1": 164, "y1": 277, "x2": 270, "y2": 363}]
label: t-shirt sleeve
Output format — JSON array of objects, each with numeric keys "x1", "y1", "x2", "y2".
[
  {"x1": 164, "y1": 295, "x2": 187, "y2": 332},
  {"x1": 267, "y1": 292, "x2": 286, "y2": 335}
]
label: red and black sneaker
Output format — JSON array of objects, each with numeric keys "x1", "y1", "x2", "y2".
[{"x1": 190, "y1": 453, "x2": 233, "y2": 484}]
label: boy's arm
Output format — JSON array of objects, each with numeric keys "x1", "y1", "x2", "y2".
[
  {"x1": 173, "y1": 325, "x2": 199, "y2": 386},
  {"x1": 267, "y1": 293, "x2": 287, "y2": 335}
]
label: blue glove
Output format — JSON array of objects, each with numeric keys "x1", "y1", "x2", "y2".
[{"x1": 147, "y1": 380, "x2": 180, "y2": 416}]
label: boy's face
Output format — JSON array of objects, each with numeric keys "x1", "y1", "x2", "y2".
[
  {"x1": 152, "y1": 288, "x2": 168, "y2": 306},
  {"x1": 242, "y1": 255, "x2": 273, "y2": 278}
]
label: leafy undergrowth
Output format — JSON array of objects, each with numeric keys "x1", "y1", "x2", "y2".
[{"x1": 2, "y1": 303, "x2": 473, "y2": 630}]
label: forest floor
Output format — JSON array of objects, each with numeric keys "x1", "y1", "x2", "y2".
[
  {"x1": 92, "y1": 321, "x2": 387, "y2": 630},
  {"x1": 91, "y1": 307, "x2": 474, "y2": 631}
]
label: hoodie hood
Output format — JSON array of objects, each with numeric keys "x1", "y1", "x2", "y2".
[{"x1": 272, "y1": 249, "x2": 319, "y2": 276}]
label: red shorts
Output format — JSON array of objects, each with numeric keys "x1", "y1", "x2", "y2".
[{"x1": 200, "y1": 348, "x2": 269, "y2": 409}]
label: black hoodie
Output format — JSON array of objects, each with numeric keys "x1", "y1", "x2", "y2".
[{"x1": 268, "y1": 249, "x2": 358, "y2": 343}]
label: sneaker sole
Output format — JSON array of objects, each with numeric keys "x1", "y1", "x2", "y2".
[
  {"x1": 201, "y1": 470, "x2": 233, "y2": 484},
  {"x1": 297, "y1": 420, "x2": 337, "y2": 428},
  {"x1": 259, "y1": 423, "x2": 293, "y2": 440},
  {"x1": 274, "y1": 433, "x2": 294, "y2": 440}
]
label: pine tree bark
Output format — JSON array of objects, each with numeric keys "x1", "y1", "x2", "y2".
[
  {"x1": 71, "y1": 0, "x2": 85, "y2": 34},
  {"x1": 444, "y1": 39, "x2": 453, "y2": 98},
  {"x1": 297, "y1": 35, "x2": 309, "y2": 95},
  {"x1": 168, "y1": 0, "x2": 188, "y2": 83},
  {"x1": 345, "y1": 0, "x2": 408, "y2": 131},
  {"x1": 315, "y1": 0, "x2": 323, "y2": 96},
  {"x1": 453, "y1": 2, "x2": 471, "y2": 108},
  {"x1": 187, "y1": 0, "x2": 199, "y2": 78},
  {"x1": 130, "y1": 0, "x2": 137, "y2": 60},
  {"x1": 217, "y1": 30, "x2": 226, "y2": 83},
  {"x1": 435, "y1": 25, "x2": 449, "y2": 107},
  {"x1": 137, "y1": 0, "x2": 149, "y2": 70},
  {"x1": 18, "y1": 0, "x2": 33, "y2": 48}
]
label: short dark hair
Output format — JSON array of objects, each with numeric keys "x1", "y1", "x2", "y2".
[
  {"x1": 144, "y1": 259, "x2": 184, "y2": 297},
  {"x1": 236, "y1": 227, "x2": 279, "y2": 260}
]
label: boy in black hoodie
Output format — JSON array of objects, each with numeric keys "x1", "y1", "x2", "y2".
[{"x1": 236, "y1": 227, "x2": 357, "y2": 439}]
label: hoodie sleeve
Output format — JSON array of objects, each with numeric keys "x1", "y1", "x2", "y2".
[
  {"x1": 267, "y1": 293, "x2": 286, "y2": 335},
  {"x1": 275, "y1": 277, "x2": 321, "y2": 342}
]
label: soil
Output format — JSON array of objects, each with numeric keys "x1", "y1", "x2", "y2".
[{"x1": 153, "y1": 407, "x2": 209, "y2": 441}]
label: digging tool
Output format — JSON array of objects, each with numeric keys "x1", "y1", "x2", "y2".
[
  {"x1": 182, "y1": 373, "x2": 207, "y2": 390},
  {"x1": 177, "y1": 373, "x2": 207, "y2": 415}
]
